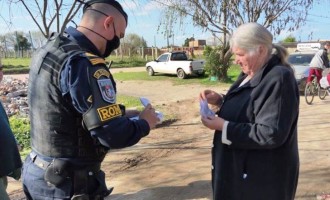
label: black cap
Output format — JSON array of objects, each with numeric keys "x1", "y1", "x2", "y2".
[{"x1": 83, "y1": 0, "x2": 128, "y2": 23}]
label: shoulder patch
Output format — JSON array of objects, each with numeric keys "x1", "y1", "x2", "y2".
[
  {"x1": 97, "y1": 104, "x2": 122, "y2": 122},
  {"x1": 85, "y1": 52, "x2": 106, "y2": 66},
  {"x1": 94, "y1": 69, "x2": 110, "y2": 79},
  {"x1": 97, "y1": 79, "x2": 116, "y2": 103}
]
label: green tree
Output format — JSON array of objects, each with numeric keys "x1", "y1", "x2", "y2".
[
  {"x1": 14, "y1": 33, "x2": 31, "y2": 52},
  {"x1": 183, "y1": 37, "x2": 194, "y2": 47},
  {"x1": 121, "y1": 33, "x2": 147, "y2": 55},
  {"x1": 203, "y1": 45, "x2": 230, "y2": 79},
  {"x1": 282, "y1": 35, "x2": 297, "y2": 43},
  {"x1": 155, "y1": 0, "x2": 314, "y2": 81}
]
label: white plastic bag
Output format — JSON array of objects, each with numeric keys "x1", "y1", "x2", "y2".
[{"x1": 320, "y1": 76, "x2": 330, "y2": 88}]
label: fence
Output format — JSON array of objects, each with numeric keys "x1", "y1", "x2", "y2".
[
  {"x1": 0, "y1": 46, "x2": 206, "y2": 60},
  {"x1": 0, "y1": 49, "x2": 34, "y2": 58}
]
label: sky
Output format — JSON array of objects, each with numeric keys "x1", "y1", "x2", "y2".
[{"x1": 0, "y1": 1, "x2": 330, "y2": 48}]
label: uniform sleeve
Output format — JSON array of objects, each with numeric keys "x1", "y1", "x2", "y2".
[
  {"x1": 60, "y1": 56, "x2": 150, "y2": 149},
  {"x1": 91, "y1": 118, "x2": 150, "y2": 149},
  {"x1": 226, "y1": 69, "x2": 299, "y2": 149},
  {"x1": 60, "y1": 55, "x2": 91, "y2": 113}
]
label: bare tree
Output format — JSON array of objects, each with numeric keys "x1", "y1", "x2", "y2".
[
  {"x1": 153, "y1": 0, "x2": 314, "y2": 80},
  {"x1": 8, "y1": 0, "x2": 84, "y2": 38}
]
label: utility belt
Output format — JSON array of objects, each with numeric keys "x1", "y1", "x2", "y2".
[{"x1": 30, "y1": 152, "x2": 110, "y2": 199}]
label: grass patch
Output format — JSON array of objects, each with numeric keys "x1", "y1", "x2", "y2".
[
  {"x1": 2, "y1": 58, "x2": 31, "y2": 67},
  {"x1": 9, "y1": 116, "x2": 30, "y2": 150},
  {"x1": 116, "y1": 94, "x2": 143, "y2": 109},
  {"x1": 2, "y1": 58, "x2": 31, "y2": 74},
  {"x1": 107, "y1": 56, "x2": 149, "y2": 68},
  {"x1": 113, "y1": 69, "x2": 238, "y2": 87},
  {"x1": 9, "y1": 116, "x2": 31, "y2": 158},
  {"x1": 2, "y1": 56, "x2": 149, "y2": 70}
]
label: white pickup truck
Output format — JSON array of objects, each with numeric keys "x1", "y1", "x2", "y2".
[{"x1": 145, "y1": 51, "x2": 205, "y2": 79}]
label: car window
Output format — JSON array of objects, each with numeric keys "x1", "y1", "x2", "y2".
[
  {"x1": 158, "y1": 54, "x2": 169, "y2": 62},
  {"x1": 171, "y1": 53, "x2": 188, "y2": 61},
  {"x1": 288, "y1": 54, "x2": 314, "y2": 65}
]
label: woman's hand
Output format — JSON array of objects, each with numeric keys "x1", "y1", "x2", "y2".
[
  {"x1": 199, "y1": 89, "x2": 222, "y2": 106},
  {"x1": 201, "y1": 115, "x2": 225, "y2": 131}
]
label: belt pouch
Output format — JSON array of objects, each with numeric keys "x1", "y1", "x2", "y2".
[{"x1": 44, "y1": 159, "x2": 70, "y2": 186}]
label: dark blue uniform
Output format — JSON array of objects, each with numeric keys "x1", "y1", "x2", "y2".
[
  {"x1": 60, "y1": 27, "x2": 149, "y2": 147},
  {"x1": 22, "y1": 27, "x2": 150, "y2": 200}
]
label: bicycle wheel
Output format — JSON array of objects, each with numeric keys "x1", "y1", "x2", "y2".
[
  {"x1": 319, "y1": 86, "x2": 328, "y2": 100},
  {"x1": 305, "y1": 82, "x2": 315, "y2": 105}
]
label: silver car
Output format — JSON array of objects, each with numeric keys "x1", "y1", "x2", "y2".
[{"x1": 288, "y1": 51, "x2": 316, "y2": 92}]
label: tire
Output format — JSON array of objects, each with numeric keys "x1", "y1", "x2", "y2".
[
  {"x1": 147, "y1": 67, "x2": 154, "y2": 76},
  {"x1": 318, "y1": 86, "x2": 328, "y2": 100},
  {"x1": 304, "y1": 82, "x2": 315, "y2": 105},
  {"x1": 177, "y1": 68, "x2": 187, "y2": 79}
]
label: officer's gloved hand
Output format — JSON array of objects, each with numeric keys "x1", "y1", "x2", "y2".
[{"x1": 139, "y1": 104, "x2": 159, "y2": 129}]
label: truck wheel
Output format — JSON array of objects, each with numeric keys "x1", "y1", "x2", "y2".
[
  {"x1": 177, "y1": 69, "x2": 187, "y2": 79},
  {"x1": 147, "y1": 67, "x2": 154, "y2": 76}
]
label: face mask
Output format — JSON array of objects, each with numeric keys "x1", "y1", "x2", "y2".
[
  {"x1": 103, "y1": 27, "x2": 121, "y2": 58},
  {"x1": 81, "y1": 8, "x2": 123, "y2": 58}
]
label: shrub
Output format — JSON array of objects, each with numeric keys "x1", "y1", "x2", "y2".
[
  {"x1": 9, "y1": 116, "x2": 30, "y2": 150},
  {"x1": 203, "y1": 46, "x2": 222, "y2": 77}
]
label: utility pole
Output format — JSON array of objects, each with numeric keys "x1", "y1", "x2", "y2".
[
  {"x1": 15, "y1": 31, "x2": 19, "y2": 58},
  {"x1": 4, "y1": 36, "x2": 8, "y2": 58},
  {"x1": 154, "y1": 35, "x2": 157, "y2": 59},
  {"x1": 166, "y1": 30, "x2": 169, "y2": 49},
  {"x1": 29, "y1": 31, "x2": 34, "y2": 49}
]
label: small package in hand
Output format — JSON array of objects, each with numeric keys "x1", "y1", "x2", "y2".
[
  {"x1": 130, "y1": 97, "x2": 164, "y2": 123},
  {"x1": 140, "y1": 97, "x2": 151, "y2": 107},
  {"x1": 199, "y1": 99, "x2": 215, "y2": 118}
]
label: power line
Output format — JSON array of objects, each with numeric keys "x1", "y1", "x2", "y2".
[
  {"x1": 307, "y1": 13, "x2": 330, "y2": 19},
  {"x1": 304, "y1": 19, "x2": 330, "y2": 25}
]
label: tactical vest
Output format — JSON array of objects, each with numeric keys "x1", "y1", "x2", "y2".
[{"x1": 28, "y1": 33, "x2": 108, "y2": 162}]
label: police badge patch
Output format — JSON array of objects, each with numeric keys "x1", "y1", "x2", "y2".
[{"x1": 97, "y1": 79, "x2": 116, "y2": 103}]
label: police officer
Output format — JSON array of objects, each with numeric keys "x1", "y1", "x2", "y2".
[{"x1": 22, "y1": 1, "x2": 159, "y2": 199}]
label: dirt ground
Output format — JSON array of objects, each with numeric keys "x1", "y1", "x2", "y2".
[{"x1": 6, "y1": 68, "x2": 330, "y2": 200}]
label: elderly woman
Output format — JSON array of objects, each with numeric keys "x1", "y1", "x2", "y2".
[{"x1": 200, "y1": 22, "x2": 299, "y2": 200}]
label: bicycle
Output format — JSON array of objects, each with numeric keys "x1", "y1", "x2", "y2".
[{"x1": 304, "y1": 75, "x2": 328, "y2": 105}]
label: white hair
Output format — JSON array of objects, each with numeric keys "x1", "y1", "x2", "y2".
[
  {"x1": 230, "y1": 22, "x2": 272, "y2": 54},
  {"x1": 230, "y1": 22, "x2": 289, "y2": 66}
]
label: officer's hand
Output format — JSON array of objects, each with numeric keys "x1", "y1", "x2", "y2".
[
  {"x1": 125, "y1": 109, "x2": 140, "y2": 118},
  {"x1": 139, "y1": 104, "x2": 159, "y2": 129}
]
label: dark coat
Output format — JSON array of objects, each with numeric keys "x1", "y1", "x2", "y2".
[
  {"x1": 212, "y1": 56, "x2": 300, "y2": 200},
  {"x1": 0, "y1": 102, "x2": 22, "y2": 177}
]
